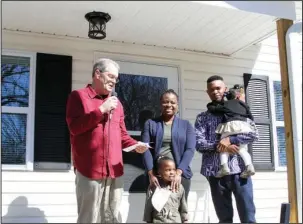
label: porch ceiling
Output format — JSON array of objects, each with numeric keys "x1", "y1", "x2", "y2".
[{"x1": 3, "y1": 1, "x2": 282, "y2": 56}]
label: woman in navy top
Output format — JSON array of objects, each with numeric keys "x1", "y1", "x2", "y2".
[{"x1": 141, "y1": 89, "x2": 196, "y2": 200}]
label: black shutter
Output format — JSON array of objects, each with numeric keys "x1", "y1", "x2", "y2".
[
  {"x1": 243, "y1": 73, "x2": 275, "y2": 170},
  {"x1": 34, "y1": 53, "x2": 72, "y2": 170}
]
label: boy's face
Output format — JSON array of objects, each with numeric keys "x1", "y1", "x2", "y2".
[
  {"x1": 159, "y1": 160, "x2": 176, "y2": 182},
  {"x1": 207, "y1": 80, "x2": 227, "y2": 102}
]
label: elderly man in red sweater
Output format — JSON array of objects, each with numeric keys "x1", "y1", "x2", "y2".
[{"x1": 66, "y1": 58, "x2": 148, "y2": 223}]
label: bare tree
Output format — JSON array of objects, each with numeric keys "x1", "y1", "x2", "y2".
[
  {"x1": 116, "y1": 73, "x2": 168, "y2": 130},
  {"x1": 1, "y1": 114, "x2": 27, "y2": 164},
  {"x1": 1, "y1": 60, "x2": 29, "y2": 164},
  {"x1": 1, "y1": 63, "x2": 29, "y2": 107}
]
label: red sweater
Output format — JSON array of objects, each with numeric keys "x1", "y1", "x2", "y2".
[{"x1": 66, "y1": 85, "x2": 137, "y2": 179}]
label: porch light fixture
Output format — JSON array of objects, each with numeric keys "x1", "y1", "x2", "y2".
[{"x1": 85, "y1": 11, "x2": 111, "y2": 40}]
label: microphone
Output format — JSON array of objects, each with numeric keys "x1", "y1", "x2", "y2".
[{"x1": 109, "y1": 91, "x2": 117, "y2": 120}]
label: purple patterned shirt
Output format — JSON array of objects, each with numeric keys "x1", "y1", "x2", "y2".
[{"x1": 194, "y1": 111, "x2": 259, "y2": 177}]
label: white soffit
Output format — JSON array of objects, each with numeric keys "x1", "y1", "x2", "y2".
[
  {"x1": 2, "y1": 1, "x2": 290, "y2": 56},
  {"x1": 192, "y1": 1, "x2": 297, "y2": 20}
]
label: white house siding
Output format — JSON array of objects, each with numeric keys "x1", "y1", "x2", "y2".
[
  {"x1": 3, "y1": 22, "x2": 300, "y2": 222},
  {"x1": 294, "y1": 0, "x2": 302, "y2": 72},
  {"x1": 295, "y1": 1, "x2": 302, "y2": 21}
]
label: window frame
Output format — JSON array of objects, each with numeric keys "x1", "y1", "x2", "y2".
[
  {"x1": 269, "y1": 77, "x2": 287, "y2": 171},
  {"x1": 1, "y1": 49, "x2": 36, "y2": 171},
  {"x1": 93, "y1": 52, "x2": 181, "y2": 136}
]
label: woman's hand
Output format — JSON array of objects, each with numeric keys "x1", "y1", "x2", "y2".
[
  {"x1": 171, "y1": 169, "x2": 182, "y2": 192},
  {"x1": 148, "y1": 170, "x2": 160, "y2": 188}
]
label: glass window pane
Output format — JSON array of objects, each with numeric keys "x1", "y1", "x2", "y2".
[
  {"x1": 1, "y1": 113, "x2": 27, "y2": 164},
  {"x1": 277, "y1": 127, "x2": 287, "y2": 166},
  {"x1": 1, "y1": 55, "x2": 30, "y2": 107},
  {"x1": 115, "y1": 73, "x2": 168, "y2": 131},
  {"x1": 274, "y1": 81, "x2": 284, "y2": 121}
]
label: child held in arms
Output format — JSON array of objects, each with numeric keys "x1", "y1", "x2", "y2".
[{"x1": 207, "y1": 84, "x2": 258, "y2": 178}]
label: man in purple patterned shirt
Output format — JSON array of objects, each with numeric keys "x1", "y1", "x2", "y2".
[{"x1": 195, "y1": 75, "x2": 258, "y2": 223}]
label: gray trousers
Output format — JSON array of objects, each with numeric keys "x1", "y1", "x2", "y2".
[{"x1": 75, "y1": 171, "x2": 123, "y2": 223}]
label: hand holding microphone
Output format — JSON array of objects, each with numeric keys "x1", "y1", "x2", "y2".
[{"x1": 99, "y1": 93, "x2": 118, "y2": 114}]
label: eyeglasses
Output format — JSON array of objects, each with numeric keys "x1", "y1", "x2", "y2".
[
  {"x1": 106, "y1": 73, "x2": 119, "y2": 84},
  {"x1": 96, "y1": 70, "x2": 119, "y2": 83}
]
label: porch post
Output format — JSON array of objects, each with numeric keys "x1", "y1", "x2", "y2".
[{"x1": 276, "y1": 19, "x2": 298, "y2": 224}]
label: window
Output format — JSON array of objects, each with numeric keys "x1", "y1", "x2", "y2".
[
  {"x1": 1, "y1": 51, "x2": 72, "y2": 171},
  {"x1": 116, "y1": 61, "x2": 179, "y2": 192},
  {"x1": 1, "y1": 51, "x2": 36, "y2": 170},
  {"x1": 94, "y1": 53, "x2": 180, "y2": 191},
  {"x1": 102, "y1": 58, "x2": 180, "y2": 136},
  {"x1": 244, "y1": 73, "x2": 287, "y2": 171},
  {"x1": 272, "y1": 81, "x2": 287, "y2": 168},
  {"x1": 116, "y1": 73, "x2": 168, "y2": 132}
]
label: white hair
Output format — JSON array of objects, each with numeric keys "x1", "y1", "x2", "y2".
[{"x1": 92, "y1": 58, "x2": 120, "y2": 76}]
